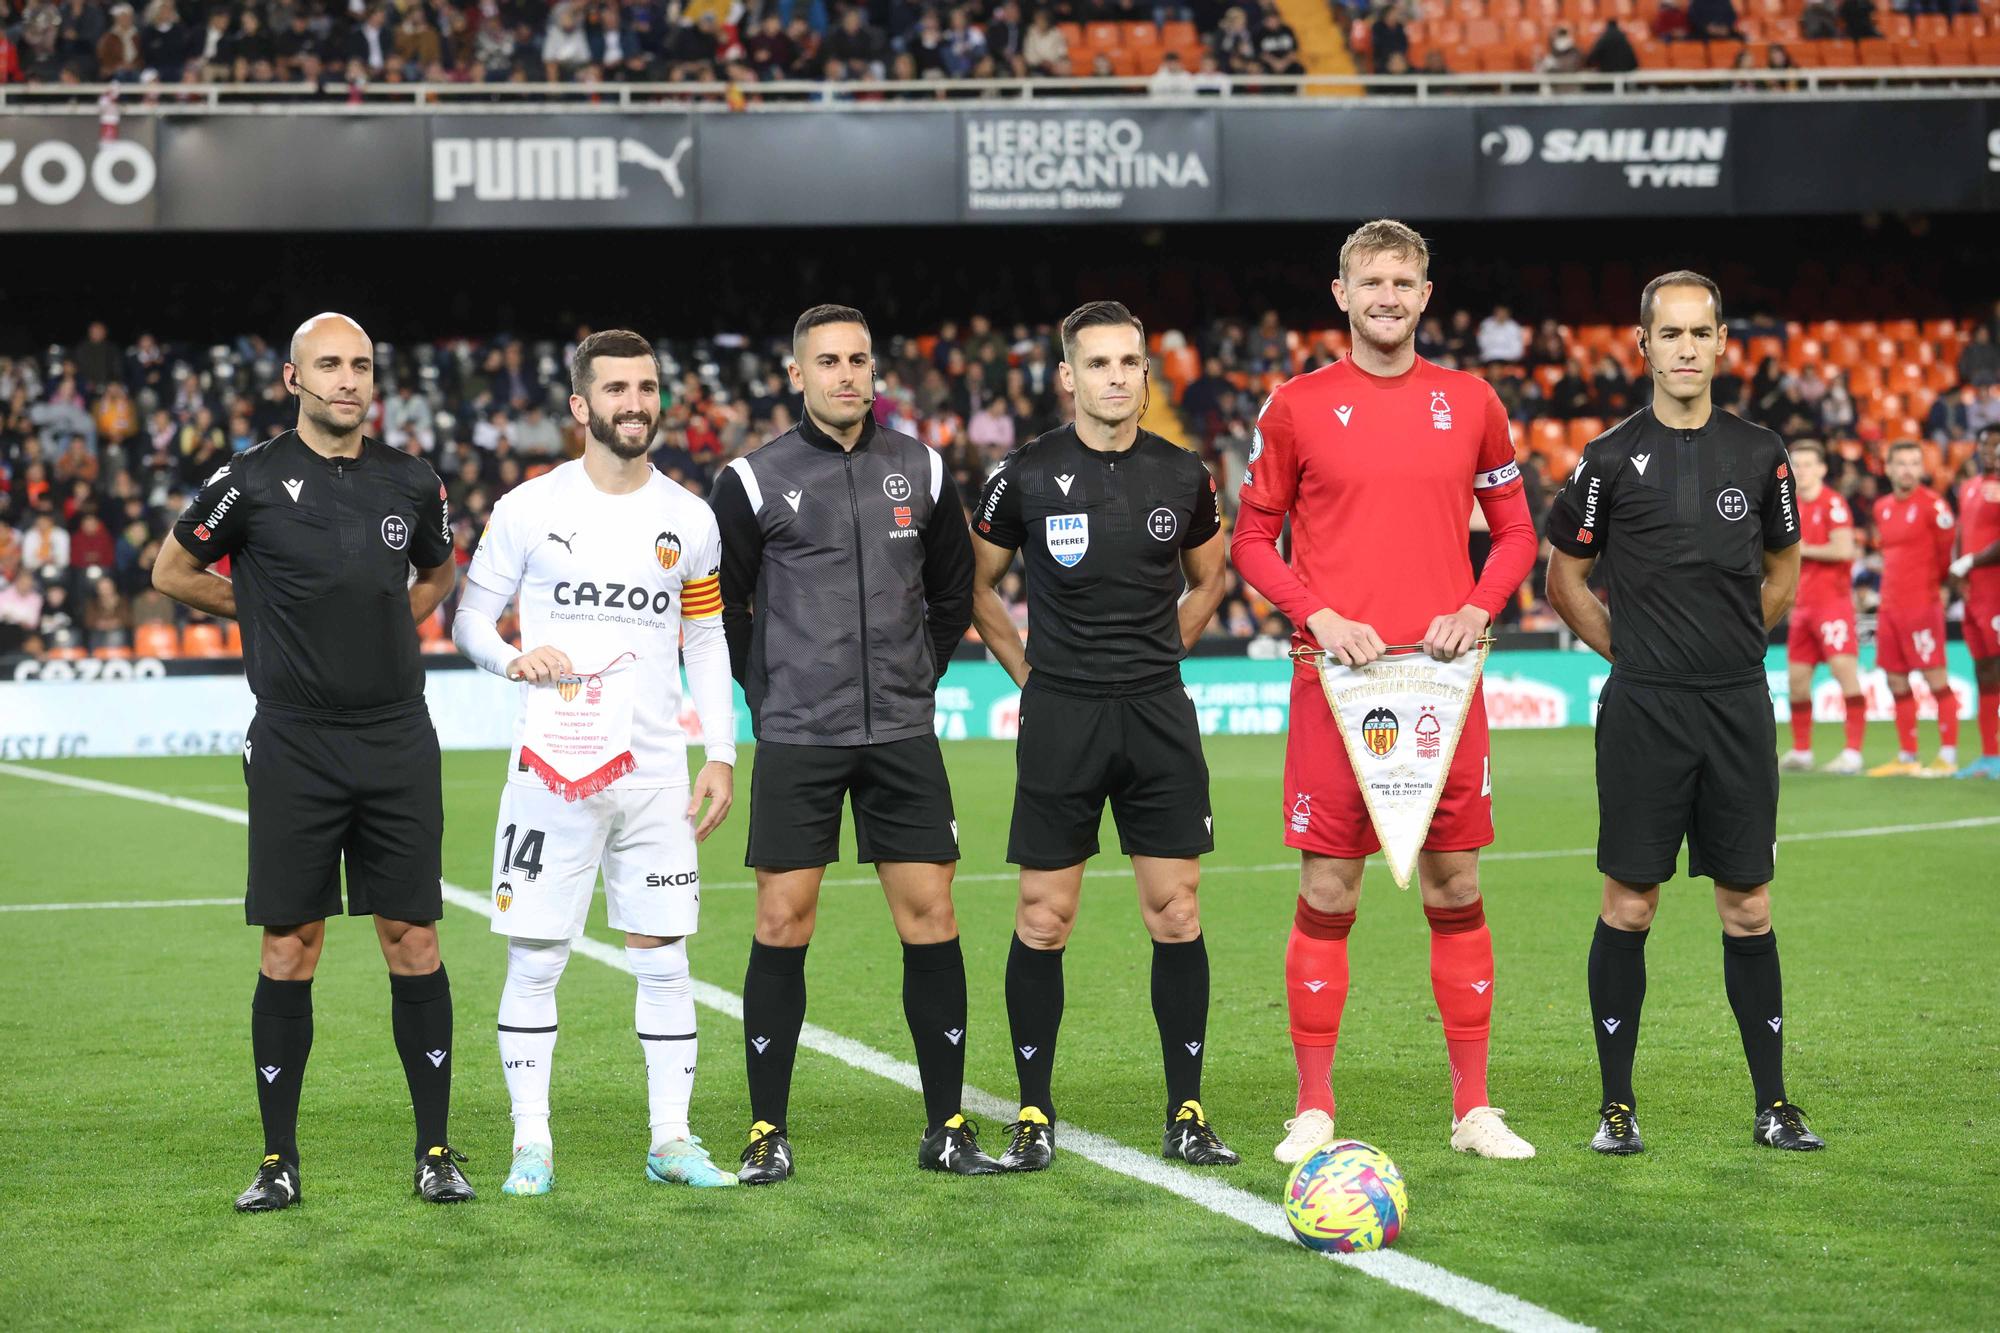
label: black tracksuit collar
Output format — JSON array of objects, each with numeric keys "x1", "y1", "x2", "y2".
[{"x1": 797, "y1": 410, "x2": 877, "y2": 453}]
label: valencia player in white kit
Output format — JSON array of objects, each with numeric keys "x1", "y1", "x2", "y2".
[{"x1": 452, "y1": 331, "x2": 739, "y2": 1193}]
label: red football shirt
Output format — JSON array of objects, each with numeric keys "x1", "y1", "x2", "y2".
[
  {"x1": 1872, "y1": 488, "x2": 1954, "y2": 608},
  {"x1": 1796, "y1": 487, "x2": 1855, "y2": 610},
  {"x1": 1958, "y1": 474, "x2": 2000, "y2": 598},
  {"x1": 1236, "y1": 356, "x2": 1523, "y2": 647}
]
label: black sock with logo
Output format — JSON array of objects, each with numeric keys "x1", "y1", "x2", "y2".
[
  {"x1": 743, "y1": 940, "x2": 807, "y2": 1133},
  {"x1": 251, "y1": 973, "x2": 312, "y2": 1165},
  {"x1": 1722, "y1": 930, "x2": 1787, "y2": 1110},
  {"x1": 903, "y1": 938, "x2": 968, "y2": 1133},
  {"x1": 1005, "y1": 933, "x2": 1064, "y2": 1119},
  {"x1": 1152, "y1": 935, "x2": 1210, "y2": 1121},
  {"x1": 1588, "y1": 919, "x2": 1647, "y2": 1108},
  {"x1": 389, "y1": 965, "x2": 453, "y2": 1159}
]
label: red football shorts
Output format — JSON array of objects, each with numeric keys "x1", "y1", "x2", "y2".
[
  {"x1": 1875, "y1": 601, "x2": 1948, "y2": 674},
  {"x1": 1786, "y1": 603, "x2": 1859, "y2": 665},
  {"x1": 1281, "y1": 667, "x2": 1494, "y2": 859},
  {"x1": 1965, "y1": 591, "x2": 2000, "y2": 661}
]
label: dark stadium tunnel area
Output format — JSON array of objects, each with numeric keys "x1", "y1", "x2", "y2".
[{"x1": 5, "y1": 212, "x2": 1995, "y2": 354}]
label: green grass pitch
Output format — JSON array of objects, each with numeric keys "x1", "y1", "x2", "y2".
[{"x1": 1, "y1": 727, "x2": 1996, "y2": 1330}]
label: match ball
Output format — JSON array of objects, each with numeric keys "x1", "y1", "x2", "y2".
[{"x1": 1284, "y1": 1139, "x2": 1407, "y2": 1254}]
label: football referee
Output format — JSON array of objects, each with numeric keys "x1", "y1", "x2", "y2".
[
  {"x1": 153, "y1": 313, "x2": 475, "y2": 1209},
  {"x1": 710, "y1": 304, "x2": 998, "y2": 1182},
  {"x1": 969, "y1": 301, "x2": 1238, "y2": 1171},
  {"x1": 1545, "y1": 272, "x2": 1824, "y2": 1155}
]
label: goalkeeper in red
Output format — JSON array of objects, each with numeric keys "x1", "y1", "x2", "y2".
[{"x1": 1230, "y1": 220, "x2": 1539, "y2": 1163}]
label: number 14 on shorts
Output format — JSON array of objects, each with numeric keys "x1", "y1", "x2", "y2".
[{"x1": 501, "y1": 823, "x2": 547, "y2": 881}]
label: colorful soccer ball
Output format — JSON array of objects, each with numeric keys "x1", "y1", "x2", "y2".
[{"x1": 1284, "y1": 1139, "x2": 1407, "y2": 1253}]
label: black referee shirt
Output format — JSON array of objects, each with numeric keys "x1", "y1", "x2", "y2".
[
  {"x1": 974, "y1": 425, "x2": 1220, "y2": 688},
  {"x1": 172, "y1": 431, "x2": 453, "y2": 716},
  {"x1": 1546, "y1": 408, "x2": 1798, "y2": 682}
]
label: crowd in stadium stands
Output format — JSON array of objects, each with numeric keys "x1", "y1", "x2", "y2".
[
  {"x1": 4, "y1": 301, "x2": 1999, "y2": 659},
  {"x1": 0, "y1": 0, "x2": 1311, "y2": 91},
  {"x1": 2, "y1": 0, "x2": 1994, "y2": 91}
]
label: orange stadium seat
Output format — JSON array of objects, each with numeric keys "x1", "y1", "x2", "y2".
[
  {"x1": 92, "y1": 644, "x2": 133, "y2": 660},
  {"x1": 1882, "y1": 14, "x2": 1914, "y2": 39},
  {"x1": 1882, "y1": 318, "x2": 1919, "y2": 341},
  {"x1": 1569, "y1": 417, "x2": 1606, "y2": 450},
  {"x1": 1954, "y1": 14, "x2": 1991, "y2": 40},
  {"x1": 1531, "y1": 419, "x2": 1567, "y2": 459},
  {"x1": 133, "y1": 623, "x2": 179, "y2": 659},
  {"x1": 1564, "y1": 0, "x2": 1601, "y2": 19},
  {"x1": 1857, "y1": 38, "x2": 1899, "y2": 65},
  {"x1": 182, "y1": 624, "x2": 227, "y2": 657},
  {"x1": 1914, "y1": 14, "x2": 1951, "y2": 40},
  {"x1": 1669, "y1": 43, "x2": 1710, "y2": 69},
  {"x1": 1767, "y1": 17, "x2": 1799, "y2": 41},
  {"x1": 1932, "y1": 37, "x2": 1974, "y2": 63},
  {"x1": 1707, "y1": 42, "x2": 1747, "y2": 68},
  {"x1": 1126, "y1": 23, "x2": 1161, "y2": 51},
  {"x1": 1509, "y1": 17, "x2": 1539, "y2": 44},
  {"x1": 1973, "y1": 36, "x2": 2000, "y2": 62},
  {"x1": 1084, "y1": 21, "x2": 1124, "y2": 50},
  {"x1": 1822, "y1": 39, "x2": 1861, "y2": 65},
  {"x1": 224, "y1": 622, "x2": 244, "y2": 655},
  {"x1": 1161, "y1": 20, "x2": 1198, "y2": 46},
  {"x1": 1491, "y1": 0, "x2": 1527, "y2": 18},
  {"x1": 48, "y1": 646, "x2": 86, "y2": 661},
  {"x1": 1465, "y1": 18, "x2": 1503, "y2": 45}
]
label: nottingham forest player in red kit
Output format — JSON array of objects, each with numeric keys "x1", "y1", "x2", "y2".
[
  {"x1": 1950, "y1": 426, "x2": 2000, "y2": 780},
  {"x1": 1230, "y1": 220, "x2": 1539, "y2": 1163},
  {"x1": 1780, "y1": 442, "x2": 1868, "y2": 775},
  {"x1": 1867, "y1": 441, "x2": 1961, "y2": 777}
]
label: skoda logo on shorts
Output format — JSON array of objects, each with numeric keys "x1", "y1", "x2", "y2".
[
  {"x1": 1147, "y1": 507, "x2": 1179, "y2": 542},
  {"x1": 1715, "y1": 488, "x2": 1749, "y2": 521},
  {"x1": 883, "y1": 472, "x2": 913, "y2": 502},
  {"x1": 381, "y1": 514, "x2": 410, "y2": 549}
]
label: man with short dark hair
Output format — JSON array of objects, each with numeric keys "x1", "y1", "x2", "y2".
[
  {"x1": 709, "y1": 304, "x2": 995, "y2": 1183},
  {"x1": 1546, "y1": 270, "x2": 1822, "y2": 1154},
  {"x1": 1951, "y1": 426, "x2": 2000, "y2": 779},
  {"x1": 153, "y1": 312, "x2": 473, "y2": 1210},
  {"x1": 1779, "y1": 440, "x2": 1868, "y2": 775},
  {"x1": 1867, "y1": 441, "x2": 1960, "y2": 777},
  {"x1": 971, "y1": 301, "x2": 1236, "y2": 1172}
]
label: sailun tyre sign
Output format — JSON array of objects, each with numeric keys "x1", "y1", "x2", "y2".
[
  {"x1": 1475, "y1": 105, "x2": 1734, "y2": 216},
  {"x1": 960, "y1": 110, "x2": 1218, "y2": 221}
]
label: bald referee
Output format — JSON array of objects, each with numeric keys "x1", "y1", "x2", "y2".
[
  {"x1": 1546, "y1": 272, "x2": 1823, "y2": 1155},
  {"x1": 154, "y1": 314, "x2": 475, "y2": 1210}
]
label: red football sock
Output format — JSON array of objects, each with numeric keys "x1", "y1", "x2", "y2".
[
  {"x1": 1894, "y1": 692, "x2": 1919, "y2": 755},
  {"x1": 1936, "y1": 685, "x2": 1960, "y2": 749},
  {"x1": 1843, "y1": 694, "x2": 1867, "y2": 752},
  {"x1": 1788, "y1": 698, "x2": 1813, "y2": 753},
  {"x1": 1981, "y1": 686, "x2": 1999, "y2": 759},
  {"x1": 1287, "y1": 898, "x2": 1352, "y2": 1118},
  {"x1": 1426, "y1": 899, "x2": 1494, "y2": 1120}
]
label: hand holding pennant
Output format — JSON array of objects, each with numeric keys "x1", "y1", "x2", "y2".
[
  {"x1": 519, "y1": 651, "x2": 641, "y2": 802},
  {"x1": 1291, "y1": 639, "x2": 1493, "y2": 890}
]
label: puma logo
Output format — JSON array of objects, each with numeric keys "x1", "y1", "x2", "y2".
[{"x1": 546, "y1": 531, "x2": 576, "y2": 553}]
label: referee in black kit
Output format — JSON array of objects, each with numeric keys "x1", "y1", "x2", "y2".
[
  {"x1": 153, "y1": 313, "x2": 475, "y2": 1210},
  {"x1": 1545, "y1": 272, "x2": 1824, "y2": 1156},
  {"x1": 709, "y1": 304, "x2": 999, "y2": 1183},
  {"x1": 969, "y1": 301, "x2": 1237, "y2": 1172}
]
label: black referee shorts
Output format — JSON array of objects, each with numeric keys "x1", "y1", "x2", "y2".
[
  {"x1": 1008, "y1": 673, "x2": 1214, "y2": 870},
  {"x1": 242, "y1": 703, "x2": 444, "y2": 927},
  {"x1": 1594, "y1": 670, "x2": 1778, "y2": 887},
  {"x1": 745, "y1": 733, "x2": 958, "y2": 869}
]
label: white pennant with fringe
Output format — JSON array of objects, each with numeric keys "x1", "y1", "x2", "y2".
[
  {"x1": 1311, "y1": 644, "x2": 1488, "y2": 890},
  {"x1": 519, "y1": 652, "x2": 639, "y2": 802}
]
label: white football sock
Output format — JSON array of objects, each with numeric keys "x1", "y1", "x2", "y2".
[
  {"x1": 498, "y1": 938, "x2": 570, "y2": 1149},
  {"x1": 1939, "y1": 745, "x2": 1957, "y2": 764},
  {"x1": 629, "y1": 941, "x2": 695, "y2": 1148}
]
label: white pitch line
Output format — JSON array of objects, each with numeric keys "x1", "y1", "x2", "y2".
[
  {"x1": 0, "y1": 897, "x2": 242, "y2": 913},
  {"x1": 0, "y1": 760, "x2": 1590, "y2": 1332}
]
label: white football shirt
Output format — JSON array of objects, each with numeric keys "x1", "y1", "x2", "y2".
[{"x1": 468, "y1": 460, "x2": 730, "y2": 787}]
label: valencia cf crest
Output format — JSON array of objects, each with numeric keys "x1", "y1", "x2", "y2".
[
  {"x1": 496, "y1": 880, "x2": 514, "y2": 912},
  {"x1": 556, "y1": 676, "x2": 583, "y2": 703},
  {"x1": 655, "y1": 530, "x2": 682, "y2": 571},
  {"x1": 1362, "y1": 707, "x2": 1400, "y2": 758}
]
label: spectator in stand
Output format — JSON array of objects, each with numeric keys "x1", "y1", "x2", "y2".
[
  {"x1": 744, "y1": 13, "x2": 793, "y2": 79},
  {"x1": 1537, "y1": 25, "x2": 1584, "y2": 73},
  {"x1": 1766, "y1": 42, "x2": 1798, "y2": 89},
  {"x1": 395, "y1": 8, "x2": 443, "y2": 79},
  {"x1": 1550, "y1": 360, "x2": 1595, "y2": 418},
  {"x1": 543, "y1": 3, "x2": 592, "y2": 80},
  {"x1": 71, "y1": 511, "x2": 117, "y2": 572},
  {"x1": 1651, "y1": 0, "x2": 1690, "y2": 42},
  {"x1": 511, "y1": 404, "x2": 564, "y2": 456},
  {"x1": 1371, "y1": 4, "x2": 1410, "y2": 74},
  {"x1": 82, "y1": 575, "x2": 131, "y2": 652},
  {"x1": 1959, "y1": 324, "x2": 2000, "y2": 387},
  {"x1": 1688, "y1": 0, "x2": 1744, "y2": 41},
  {"x1": 74, "y1": 322, "x2": 121, "y2": 393},
  {"x1": 1819, "y1": 377, "x2": 1856, "y2": 437},
  {"x1": 0, "y1": 571, "x2": 42, "y2": 656},
  {"x1": 1477, "y1": 305, "x2": 1527, "y2": 363},
  {"x1": 1022, "y1": 9, "x2": 1068, "y2": 75},
  {"x1": 0, "y1": 25, "x2": 22, "y2": 84},
  {"x1": 1970, "y1": 385, "x2": 2000, "y2": 436},
  {"x1": 987, "y1": 2, "x2": 1023, "y2": 62},
  {"x1": 944, "y1": 8, "x2": 988, "y2": 77},
  {"x1": 823, "y1": 6, "x2": 886, "y2": 76},
  {"x1": 1527, "y1": 319, "x2": 1569, "y2": 367},
  {"x1": 229, "y1": 9, "x2": 274, "y2": 80},
  {"x1": 1799, "y1": 0, "x2": 1840, "y2": 39},
  {"x1": 1213, "y1": 6, "x2": 1257, "y2": 72},
  {"x1": 1837, "y1": 0, "x2": 1880, "y2": 39},
  {"x1": 196, "y1": 6, "x2": 232, "y2": 78},
  {"x1": 1592, "y1": 356, "x2": 1640, "y2": 416},
  {"x1": 1586, "y1": 19, "x2": 1638, "y2": 73},
  {"x1": 39, "y1": 583, "x2": 78, "y2": 652},
  {"x1": 348, "y1": 5, "x2": 392, "y2": 76},
  {"x1": 1928, "y1": 384, "x2": 1979, "y2": 443},
  {"x1": 1256, "y1": 6, "x2": 1305, "y2": 79}
]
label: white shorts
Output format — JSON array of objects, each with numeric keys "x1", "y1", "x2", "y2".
[{"x1": 487, "y1": 781, "x2": 701, "y2": 940}]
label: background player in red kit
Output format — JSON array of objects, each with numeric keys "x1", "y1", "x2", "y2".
[
  {"x1": 1868, "y1": 441, "x2": 1960, "y2": 777},
  {"x1": 1780, "y1": 441, "x2": 1868, "y2": 775},
  {"x1": 1949, "y1": 425, "x2": 2000, "y2": 779},
  {"x1": 1230, "y1": 220, "x2": 1539, "y2": 1163}
]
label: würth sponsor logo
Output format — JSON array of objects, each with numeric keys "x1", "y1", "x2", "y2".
[{"x1": 432, "y1": 134, "x2": 691, "y2": 203}]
